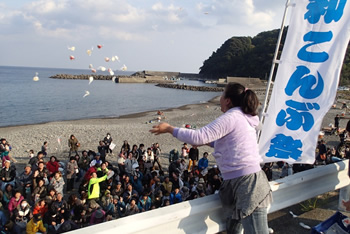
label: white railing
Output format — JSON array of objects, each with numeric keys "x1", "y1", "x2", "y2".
[{"x1": 68, "y1": 160, "x2": 350, "y2": 234}]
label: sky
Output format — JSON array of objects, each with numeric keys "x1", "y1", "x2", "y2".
[{"x1": 0, "y1": 0, "x2": 288, "y2": 73}]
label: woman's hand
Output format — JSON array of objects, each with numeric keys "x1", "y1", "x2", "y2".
[{"x1": 149, "y1": 123, "x2": 174, "y2": 135}]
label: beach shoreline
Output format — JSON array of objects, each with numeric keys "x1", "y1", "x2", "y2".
[
  {"x1": 1, "y1": 90, "x2": 347, "y2": 169},
  {"x1": 1, "y1": 96, "x2": 222, "y2": 169}
]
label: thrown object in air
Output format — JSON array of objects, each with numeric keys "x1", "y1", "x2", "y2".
[
  {"x1": 86, "y1": 48, "x2": 93, "y2": 56},
  {"x1": 33, "y1": 72, "x2": 39, "y2": 81},
  {"x1": 111, "y1": 55, "x2": 120, "y2": 62},
  {"x1": 121, "y1": 64, "x2": 127, "y2": 71},
  {"x1": 88, "y1": 76, "x2": 94, "y2": 85},
  {"x1": 83, "y1": 91, "x2": 90, "y2": 98},
  {"x1": 108, "y1": 68, "x2": 114, "y2": 76},
  {"x1": 98, "y1": 66, "x2": 106, "y2": 72}
]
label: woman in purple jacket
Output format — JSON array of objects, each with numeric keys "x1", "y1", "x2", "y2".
[{"x1": 150, "y1": 83, "x2": 271, "y2": 234}]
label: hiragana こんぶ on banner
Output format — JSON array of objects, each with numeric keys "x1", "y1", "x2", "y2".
[{"x1": 259, "y1": 0, "x2": 350, "y2": 164}]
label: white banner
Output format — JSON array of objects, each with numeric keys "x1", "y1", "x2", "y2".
[{"x1": 259, "y1": 0, "x2": 350, "y2": 164}]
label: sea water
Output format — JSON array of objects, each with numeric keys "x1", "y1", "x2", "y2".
[{"x1": 0, "y1": 66, "x2": 219, "y2": 127}]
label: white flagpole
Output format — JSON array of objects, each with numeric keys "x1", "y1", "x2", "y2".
[{"x1": 258, "y1": 0, "x2": 293, "y2": 142}]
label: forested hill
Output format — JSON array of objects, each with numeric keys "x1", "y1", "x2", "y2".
[{"x1": 199, "y1": 28, "x2": 350, "y2": 85}]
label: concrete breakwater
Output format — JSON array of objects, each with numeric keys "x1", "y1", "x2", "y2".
[{"x1": 156, "y1": 83, "x2": 224, "y2": 92}]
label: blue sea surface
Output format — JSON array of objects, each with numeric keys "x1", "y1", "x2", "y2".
[{"x1": 0, "y1": 66, "x2": 219, "y2": 127}]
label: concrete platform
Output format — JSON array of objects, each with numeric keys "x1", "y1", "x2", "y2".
[{"x1": 268, "y1": 191, "x2": 350, "y2": 234}]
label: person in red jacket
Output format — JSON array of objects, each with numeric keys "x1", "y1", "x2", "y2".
[
  {"x1": 32, "y1": 199, "x2": 48, "y2": 217},
  {"x1": 46, "y1": 156, "x2": 59, "y2": 178},
  {"x1": 83, "y1": 164, "x2": 98, "y2": 182}
]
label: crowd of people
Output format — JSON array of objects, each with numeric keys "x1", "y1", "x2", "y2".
[{"x1": 0, "y1": 134, "x2": 221, "y2": 233}]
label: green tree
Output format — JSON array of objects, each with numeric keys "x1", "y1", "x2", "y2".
[{"x1": 199, "y1": 27, "x2": 349, "y2": 84}]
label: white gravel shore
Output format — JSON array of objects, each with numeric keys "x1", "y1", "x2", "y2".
[
  {"x1": 0, "y1": 96, "x2": 223, "y2": 169},
  {"x1": 1, "y1": 90, "x2": 347, "y2": 171}
]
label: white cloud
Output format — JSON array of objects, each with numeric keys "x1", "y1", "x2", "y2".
[
  {"x1": 109, "y1": 6, "x2": 145, "y2": 23},
  {"x1": 0, "y1": 0, "x2": 286, "y2": 72},
  {"x1": 98, "y1": 26, "x2": 146, "y2": 41},
  {"x1": 242, "y1": 0, "x2": 275, "y2": 27},
  {"x1": 26, "y1": 0, "x2": 68, "y2": 14},
  {"x1": 152, "y1": 2, "x2": 163, "y2": 11}
]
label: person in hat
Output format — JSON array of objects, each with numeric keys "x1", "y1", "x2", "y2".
[
  {"x1": 90, "y1": 153, "x2": 102, "y2": 168},
  {"x1": 113, "y1": 195, "x2": 126, "y2": 218},
  {"x1": 26, "y1": 213, "x2": 46, "y2": 234},
  {"x1": 150, "y1": 82, "x2": 271, "y2": 234},
  {"x1": 57, "y1": 219, "x2": 78, "y2": 233},
  {"x1": 111, "y1": 181, "x2": 124, "y2": 197},
  {"x1": 101, "y1": 190, "x2": 114, "y2": 214},
  {"x1": 79, "y1": 150, "x2": 90, "y2": 176},
  {"x1": 89, "y1": 208, "x2": 105, "y2": 225},
  {"x1": 169, "y1": 148, "x2": 180, "y2": 163}
]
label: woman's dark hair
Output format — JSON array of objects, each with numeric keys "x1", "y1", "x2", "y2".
[
  {"x1": 224, "y1": 82, "x2": 259, "y2": 116},
  {"x1": 68, "y1": 194, "x2": 77, "y2": 205},
  {"x1": 70, "y1": 156, "x2": 75, "y2": 161}
]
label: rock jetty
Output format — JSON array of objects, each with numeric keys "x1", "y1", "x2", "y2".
[
  {"x1": 50, "y1": 74, "x2": 114, "y2": 80},
  {"x1": 156, "y1": 83, "x2": 224, "y2": 92}
]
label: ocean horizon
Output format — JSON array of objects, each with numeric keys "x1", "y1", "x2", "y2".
[{"x1": 0, "y1": 66, "x2": 219, "y2": 128}]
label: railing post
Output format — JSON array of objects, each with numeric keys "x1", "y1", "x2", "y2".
[{"x1": 338, "y1": 184, "x2": 350, "y2": 211}]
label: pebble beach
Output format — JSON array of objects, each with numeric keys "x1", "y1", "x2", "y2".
[
  {"x1": 0, "y1": 96, "x2": 223, "y2": 168},
  {"x1": 1, "y1": 89, "x2": 347, "y2": 170}
]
